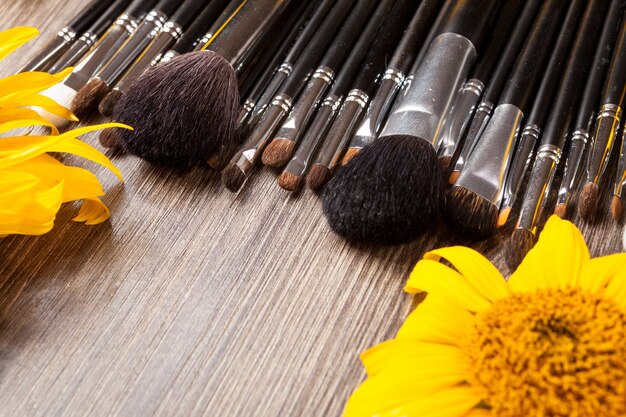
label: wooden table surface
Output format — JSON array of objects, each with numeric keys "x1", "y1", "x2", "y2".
[{"x1": 0, "y1": 1, "x2": 623, "y2": 416}]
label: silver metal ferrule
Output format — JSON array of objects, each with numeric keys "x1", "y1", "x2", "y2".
[
  {"x1": 452, "y1": 100, "x2": 495, "y2": 176},
  {"x1": 237, "y1": 98, "x2": 256, "y2": 128},
  {"x1": 145, "y1": 10, "x2": 168, "y2": 35},
  {"x1": 437, "y1": 78, "x2": 484, "y2": 157},
  {"x1": 116, "y1": 14, "x2": 140, "y2": 34},
  {"x1": 160, "y1": 21, "x2": 184, "y2": 40},
  {"x1": 500, "y1": 124, "x2": 541, "y2": 211},
  {"x1": 278, "y1": 63, "x2": 293, "y2": 76},
  {"x1": 157, "y1": 50, "x2": 179, "y2": 65},
  {"x1": 455, "y1": 103, "x2": 524, "y2": 206},
  {"x1": 516, "y1": 144, "x2": 562, "y2": 232},
  {"x1": 557, "y1": 129, "x2": 589, "y2": 206},
  {"x1": 613, "y1": 126, "x2": 626, "y2": 198},
  {"x1": 380, "y1": 32, "x2": 477, "y2": 145},
  {"x1": 78, "y1": 31, "x2": 97, "y2": 47},
  {"x1": 58, "y1": 26, "x2": 77, "y2": 42},
  {"x1": 587, "y1": 103, "x2": 622, "y2": 184}
]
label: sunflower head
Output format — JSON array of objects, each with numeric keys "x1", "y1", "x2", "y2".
[{"x1": 346, "y1": 215, "x2": 626, "y2": 417}]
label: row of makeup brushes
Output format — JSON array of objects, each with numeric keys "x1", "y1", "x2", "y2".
[{"x1": 24, "y1": 0, "x2": 626, "y2": 267}]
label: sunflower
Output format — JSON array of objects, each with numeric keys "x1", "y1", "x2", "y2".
[{"x1": 345, "y1": 215, "x2": 626, "y2": 417}]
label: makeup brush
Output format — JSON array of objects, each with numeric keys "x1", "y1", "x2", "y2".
[
  {"x1": 322, "y1": 0, "x2": 498, "y2": 244},
  {"x1": 436, "y1": 0, "x2": 524, "y2": 173},
  {"x1": 113, "y1": 0, "x2": 296, "y2": 168},
  {"x1": 341, "y1": 0, "x2": 446, "y2": 166},
  {"x1": 556, "y1": 0, "x2": 623, "y2": 219},
  {"x1": 507, "y1": 0, "x2": 608, "y2": 268},
  {"x1": 47, "y1": 0, "x2": 134, "y2": 74},
  {"x1": 579, "y1": 11, "x2": 626, "y2": 221},
  {"x1": 444, "y1": 0, "x2": 569, "y2": 240},
  {"x1": 221, "y1": 0, "x2": 356, "y2": 192},
  {"x1": 262, "y1": 0, "x2": 380, "y2": 169},
  {"x1": 306, "y1": 0, "x2": 420, "y2": 192},
  {"x1": 20, "y1": 0, "x2": 116, "y2": 72},
  {"x1": 36, "y1": 0, "x2": 160, "y2": 127},
  {"x1": 278, "y1": 0, "x2": 400, "y2": 192},
  {"x1": 449, "y1": 0, "x2": 543, "y2": 184},
  {"x1": 498, "y1": 0, "x2": 588, "y2": 226}
]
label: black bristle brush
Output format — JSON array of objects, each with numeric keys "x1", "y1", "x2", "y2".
[
  {"x1": 507, "y1": 0, "x2": 609, "y2": 269},
  {"x1": 48, "y1": 0, "x2": 134, "y2": 74},
  {"x1": 277, "y1": 0, "x2": 399, "y2": 192},
  {"x1": 555, "y1": 0, "x2": 623, "y2": 219},
  {"x1": 321, "y1": 0, "x2": 498, "y2": 245},
  {"x1": 261, "y1": 0, "x2": 380, "y2": 169},
  {"x1": 498, "y1": 0, "x2": 588, "y2": 227},
  {"x1": 20, "y1": 0, "x2": 116, "y2": 72},
  {"x1": 579, "y1": 9, "x2": 626, "y2": 221},
  {"x1": 443, "y1": 0, "x2": 569, "y2": 240},
  {"x1": 449, "y1": 0, "x2": 543, "y2": 184},
  {"x1": 113, "y1": 0, "x2": 296, "y2": 169},
  {"x1": 220, "y1": 0, "x2": 357, "y2": 192},
  {"x1": 98, "y1": 0, "x2": 232, "y2": 120},
  {"x1": 306, "y1": 0, "x2": 421, "y2": 192},
  {"x1": 340, "y1": 0, "x2": 445, "y2": 166},
  {"x1": 72, "y1": 0, "x2": 185, "y2": 118}
]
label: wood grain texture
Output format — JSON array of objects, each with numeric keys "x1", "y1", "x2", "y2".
[{"x1": 0, "y1": 1, "x2": 623, "y2": 416}]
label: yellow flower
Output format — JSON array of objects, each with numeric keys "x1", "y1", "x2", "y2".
[{"x1": 345, "y1": 215, "x2": 626, "y2": 417}]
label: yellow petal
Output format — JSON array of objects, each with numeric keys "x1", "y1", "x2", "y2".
[
  {"x1": 0, "y1": 108, "x2": 59, "y2": 134},
  {"x1": 579, "y1": 254, "x2": 626, "y2": 293},
  {"x1": 0, "y1": 180, "x2": 63, "y2": 236},
  {"x1": 424, "y1": 247, "x2": 509, "y2": 302},
  {"x1": 604, "y1": 269, "x2": 626, "y2": 309},
  {"x1": 0, "y1": 27, "x2": 39, "y2": 61},
  {"x1": 406, "y1": 260, "x2": 491, "y2": 312},
  {"x1": 462, "y1": 408, "x2": 491, "y2": 417},
  {"x1": 73, "y1": 198, "x2": 110, "y2": 225},
  {"x1": 375, "y1": 386, "x2": 482, "y2": 417},
  {"x1": 1, "y1": 93, "x2": 77, "y2": 121},
  {"x1": 0, "y1": 67, "x2": 72, "y2": 98}
]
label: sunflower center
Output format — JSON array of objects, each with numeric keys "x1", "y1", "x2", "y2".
[{"x1": 466, "y1": 288, "x2": 626, "y2": 416}]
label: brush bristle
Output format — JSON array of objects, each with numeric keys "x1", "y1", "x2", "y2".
[
  {"x1": 221, "y1": 164, "x2": 246, "y2": 192},
  {"x1": 71, "y1": 78, "x2": 110, "y2": 119},
  {"x1": 99, "y1": 89, "x2": 122, "y2": 117},
  {"x1": 448, "y1": 170, "x2": 460, "y2": 185},
  {"x1": 443, "y1": 186, "x2": 498, "y2": 239},
  {"x1": 612, "y1": 196, "x2": 623, "y2": 221},
  {"x1": 497, "y1": 208, "x2": 511, "y2": 227},
  {"x1": 506, "y1": 228, "x2": 536, "y2": 270},
  {"x1": 438, "y1": 155, "x2": 452, "y2": 172},
  {"x1": 262, "y1": 138, "x2": 295, "y2": 168},
  {"x1": 114, "y1": 51, "x2": 239, "y2": 168},
  {"x1": 99, "y1": 128, "x2": 121, "y2": 149},
  {"x1": 341, "y1": 148, "x2": 360, "y2": 165},
  {"x1": 554, "y1": 203, "x2": 567, "y2": 219},
  {"x1": 307, "y1": 164, "x2": 332, "y2": 192},
  {"x1": 321, "y1": 135, "x2": 443, "y2": 244},
  {"x1": 578, "y1": 182, "x2": 599, "y2": 221},
  {"x1": 278, "y1": 171, "x2": 301, "y2": 191},
  {"x1": 34, "y1": 82, "x2": 78, "y2": 129}
]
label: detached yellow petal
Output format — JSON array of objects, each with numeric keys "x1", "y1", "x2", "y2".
[
  {"x1": 0, "y1": 27, "x2": 38, "y2": 61},
  {"x1": 0, "y1": 179, "x2": 63, "y2": 236},
  {"x1": 73, "y1": 198, "x2": 110, "y2": 225}
]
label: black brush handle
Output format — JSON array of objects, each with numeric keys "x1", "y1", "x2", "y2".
[
  {"x1": 170, "y1": 0, "x2": 231, "y2": 54},
  {"x1": 154, "y1": 0, "x2": 184, "y2": 17},
  {"x1": 499, "y1": 0, "x2": 568, "y2": 111},
  {"x1": 283, "y1": 0, "x2": 335, "y2": 65},
  {"x1": 169, "y1": 0, "x2": 206, "y2": 28},
  {"x1": 482, "y1": 0, "x2": 542, "y2": 105},
  {"x1": 575, "y1": 0, "x2": 623, "y2": 130},
  {"x1": 602, "y1": 11, "x2": 626, "y2": 106},
  {"x1": 280, "y1": 0, "x2": 356, "y2": 97},
  {"x1": 90, "y1": 0, "x2": 135, "y2": 36},
  {"x1": 126, "y1": 0, "x2": 160, "y2": 18},
  {"x1": 526, "y1": 0, "x2": 587, "y2": 127},
  {"x1": 68, "y1": 0, "x2": 116, "y2": 34},
  {"x1": 442, "y1": 0, "x2": 498, "y2": 47}
]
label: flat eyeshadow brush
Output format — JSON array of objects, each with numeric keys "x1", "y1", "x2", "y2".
[
  {"x1": 113, "y1": 0, "x2": 296, "y2": 169},
  {"x1": 20, "y1": 0, "x2": 116, "y2": 72},
  {"x1": 436, "y1": 0, "x2": 525, "y2": 172},
  {"x1": 444, "y1": 0, "x2": 570, "y2": 240},
  {"x1": 306, "y1": 0, "x2": 420, "y2": 192},
  {"x1": 277, "y1": 0, "x2": 397, "y2": 192},
  {"x1": 35, "y1": 0, "x2": 160, "y2": 127},
  {"x1": 498, "y1": 0, "x2": 588, "y2": 226},
  {"x1": 341, "y1": 0, "x2": 446, "y2": 165},
  {"x1": 220, "y1": 0, "x2": 356, "y2": 192},
  {"x1": 579, "y1": 10, "x2": 626, "y2": 221},
  {"x1": 48, "y1": 0, "x2": 134, "y2": 74},
  {"x1": 322, "y1": 0, "x2": 498, "y2": 245},
  {"x1": 72, "y1": 0, "x2": 185, "y2": 118},
  {"x1": 555, "y1": 0, "x2": 623, "y2": 219},
  {"x1": 449, "y1": 0, "x2": 543, "y2": 183},
  {"x1": 507, "y1": 0, "x2": 608, "y2": 268},
  {"x1": 261, "y1": 0, "x2": 380, "y2": 169}
]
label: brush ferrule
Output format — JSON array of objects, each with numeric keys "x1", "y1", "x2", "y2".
[
  {"x1": 380, "y1": 32, "x2": 477, "y2": 146},
  {"x1": 115, "y1": 14, "x2": 140, "y2": 34},
  {"x1": 160, "y1": 21, "x2": 183, "y2": 39},
  {"x1": 271, "y1": 94, "x2": 293, "y2": 113},
  {"x1": 157, "y1": 50, "x2": 179, "y2": 64},
  {"x1": 382, "y1": 68, "x2": 405, "y2": 85},
  {"x1": 345, "y1": 89, "x2": 369, "y2": 108},
  {"x1": 248, "y1": 69, "x2": 292, "y2": 128},
  {"x1": 456, "y1": 103, "x2": 523, "y2": 206},
  {"x1": 437, "y1": 78, "x2": 484, "y2": 158},
  {"x1": 557, "y1": 129, "x2": 589, "y2": 206},
  {"x1": 613, "y1": 127, "x2": 626, "y2": 198},
  {"x1": 278, "y1": 63, "x2": 293, "y2": 76},
  {"x1": 144, "y1": 10, "x2": 168, "y2": 38},
  {"x1": 312, "y1": 66, "x2": 335, "y2": 83},
  {"x1": 237, "y1": 99, "x2": 256, "y2": 128},
  {"x1": 20, "y1": 28, "x2": 76, "y2": 72},
  {"x1": 58, "y1": 26, "x2": 77, "y2": 42},
  {"x1": 452, "y1": 100, "x2": 495, "y2": 175},
  {"x1": 501, "y1": 124, "x2": 542, "y2": 211},
  {"x1": 78, "y1": 32, "x2": 97, "y2": 46},
  {"x1": 587, "y1": 104, "x2": 622, "y2": 185}
]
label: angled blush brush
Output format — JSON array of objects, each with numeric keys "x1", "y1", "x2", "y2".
[
  {"x1": 579, "y1": 10, "x2": 626, "y2": 221},
  {"x1": 277, "y1": 0, "x2": 398, "y2": 192},
  {"x1": 220, "y1": 0, "x2": 355, "y2": 192},
  {"x1": 449, "y1": 0, "x2": 543, "y2": 184},
  {"x1": 443, "y1": 0, "x2": 570, "y2": 240},
  {"x1": 113, "y1": 0, "x2": 296, "y2": 169},
  {"x1": 341, "y1": 0, "x2": 446, "y2": 165},
  {"x1": 306, "y1": 0, "x2": 420, "y2": 192},
  {"x1": 20, "y1": 0, "x2": 116, "y2": 72},
  {"x1": 498, "y1": 0, "x2": 588, "y2": 226},
  {"x1": 507, "y1": 0, "x2": 608, "y2": 268},
  {"x1": 322, "y1": 0, "x2": 498, "y2": 245},
  {"x1": 48, "y1": 0, "x2": 134, "y2": 74},
  {"x1": 556, "y1": 0, "x2": 623, "y2": 219}
]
